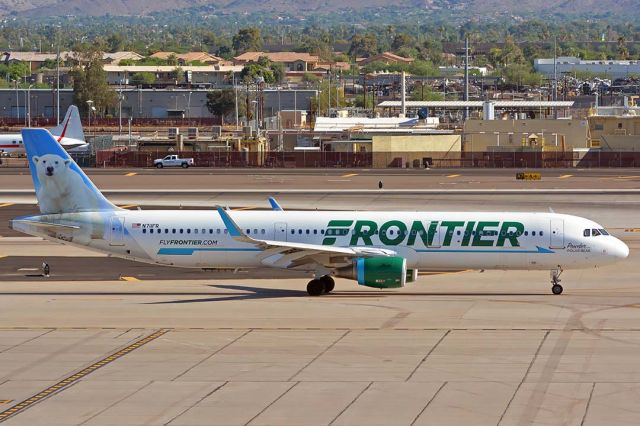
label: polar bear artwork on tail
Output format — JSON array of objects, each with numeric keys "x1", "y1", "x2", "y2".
[{"x1": 32, "y1": 154, "x2": 101, "y2": 214}]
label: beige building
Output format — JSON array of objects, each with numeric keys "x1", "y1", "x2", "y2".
[
  {"x1": 463, "y1": 119, "x2": 589, "y2": 152},
  {"x1": 371, "y1": 134, "x2": 462, "y2": 168},
  {"x1": 588, "y1": 110, "x2": 640, "y2": 151}
]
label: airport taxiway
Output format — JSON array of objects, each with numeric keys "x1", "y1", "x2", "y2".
[{"x1": 0, "y1": 172, "x2": 639, "y2": 425}]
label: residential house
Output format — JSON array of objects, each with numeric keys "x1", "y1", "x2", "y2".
[
  {"x1": 233, "y1": 51, "x2": 320, "y2": 72},
  {"x1": 102, "y1": 51, "x2": 145, "y2": 64},
  {"x1": 103, "y1": 64, "x2": 243, "y2": 86},
  {"x1": 150, "y1": 51, "x2": 223, "y2": 65},
  {"x1": 357, "y1": 52, "x2": 414, "y2": 67}
]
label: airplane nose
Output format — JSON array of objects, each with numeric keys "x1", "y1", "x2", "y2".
[{"x1": 611, "y1": 239, "x2": 630, "y2": 260}]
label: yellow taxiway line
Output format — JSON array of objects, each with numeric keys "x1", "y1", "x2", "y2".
[
  {"x1": 0, "y1": 203, "x2": 14, "y2": 208},
  {"x1": 0, "y1": 329, "x2": 168, "y2": 421},
  {"x1": 124, "y1": 172, "x2": 137, "y2": 177},
  {"x1": 341, "y1": 173, "x2": 358, "y2": 178},
  {"x1": 446, "y1": 174, "x2": 461, "y2": 178},
  {"x1": 120, "y1": 276, "x2": 140, "y2": 282},
  {"x1": 558, "y1": 174, "x2": 573, "y2": 179}
]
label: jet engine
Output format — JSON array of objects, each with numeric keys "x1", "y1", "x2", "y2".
[{"x1": 336, "y1": 257, "x2": 407, "y2": 288}]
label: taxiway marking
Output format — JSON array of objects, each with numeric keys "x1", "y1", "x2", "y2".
[
  {"x1": 0, "y1": 329, "x2": 168, "y2": 422},
  {"x1": 0, "y1": 203, "x2": 14, "y2": 208},
  {"x1": 125, "y1": 172, "x2": 137, "y2": 177},
  {"x1": 559, "y1": 174, "x2": 573, "y2": 179},
  {"x1": 120, "y1": 276, "x2": 140, "y2": 282},
  {"x1": 446, "y1": 174, "x2": 461, "y2": 178},
  {"x1": 341, "y1": 173, "x2": 358, "y2": 178}
]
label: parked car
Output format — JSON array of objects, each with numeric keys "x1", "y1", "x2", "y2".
[{"x1": 153, "y1": 155, "x2": 194, "y2": 168}]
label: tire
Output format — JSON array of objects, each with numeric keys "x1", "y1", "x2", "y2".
[
  {"x1": 307, "y1": 279, "x2": 325, "y2": 296},
  {"x1": 156, "y1": 163, "x2": 163, "y2": 169},
  {"x1": 319, "y1": 275, "x2": 335, "y2": 293},
  {"x1": 181, "y1": 162, "x2": 189, "y2": 168},
  {"x1": 552, "y1": 284, "x2": 563, "y2": 295}
]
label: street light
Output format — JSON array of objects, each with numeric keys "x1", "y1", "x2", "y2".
[
  {"x1": 27, "y1": 84, "x2": 33, "y2": 127},
  {"x1": 86, "y1": 100, "x2": 94, "y2": 135}
]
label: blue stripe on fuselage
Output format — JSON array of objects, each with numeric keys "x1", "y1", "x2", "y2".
[{"x1": 157, "y1": 247, "x2": 261, "y2": 255}]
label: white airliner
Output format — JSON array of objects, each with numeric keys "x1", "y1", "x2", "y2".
[
  {"x1": 11, "y1": 129, "x2": 629, "y2": 296},
  {"x1": 0, "y1": 106, "x2": 87, "y2": 154}
]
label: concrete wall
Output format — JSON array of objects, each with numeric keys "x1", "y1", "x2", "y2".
[{"x1": 463, "y1": 119, "x2": 589, "y2": 151}]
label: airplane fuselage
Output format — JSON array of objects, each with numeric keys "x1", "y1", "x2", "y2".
[{"x1": 11, "y1": 210, "x2": 629, "y2": 272}]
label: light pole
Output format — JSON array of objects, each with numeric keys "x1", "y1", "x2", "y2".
[
  {"x1": 86, "y1": 100, "x2": 94, "y2": 135},
  {"x1": 27, "y1": 84, "x2": 33, "y2": 127},
  {"x1": 251, "y1": 100, "x2": 258, "y2": 136},
  {"x1": 12, "y1": 80, "x2": 18, "y2": 121},
  {"x1": 187, "y1": 91, "x2": 192, "y2": 121}
]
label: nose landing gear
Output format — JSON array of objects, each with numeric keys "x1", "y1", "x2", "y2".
[{"x1": 551, "y1": 268, "x2": 563, "y2": 295}]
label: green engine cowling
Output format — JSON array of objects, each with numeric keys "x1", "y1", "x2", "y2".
[{"x1": 337, "y1": 256, "x2": 407, "y2": 289}]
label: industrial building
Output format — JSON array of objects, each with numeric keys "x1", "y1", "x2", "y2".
[
  {"x1": 535, "y1": 57, "x2": 640, "y2": 79},
  {"x1": 0, "y1": 88, "x2": 317, "y2": 120}
]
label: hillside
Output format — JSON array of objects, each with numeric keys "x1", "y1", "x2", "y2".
[{"x1": 0, "y1": 0, "x2": 637, "y2": 19}]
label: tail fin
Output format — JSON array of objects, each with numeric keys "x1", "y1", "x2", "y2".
[
  {"x1": 22, "y1": 129, "x2": 117, "y2": 214},
  {"x1": 50, "y1": 105, "x2": 85, "y2": 142}
]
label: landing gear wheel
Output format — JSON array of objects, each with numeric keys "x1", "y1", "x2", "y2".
[
  {"x1": 319, "y1": 275, "x2": 335, "y2": 293},
  {"x1": 552, "y1": 284, "x2": 563, "y2": 295},
  {"x1": 307, "y1": 279, "x2": 325, "y2": 296}
]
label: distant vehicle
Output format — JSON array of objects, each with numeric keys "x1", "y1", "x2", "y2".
[
  {"x1": 0, "y1": 106, "x2": 88, "y2": 155},
  {"x1": 153, "y1": 155, "x2": 194, "y2": 168}
]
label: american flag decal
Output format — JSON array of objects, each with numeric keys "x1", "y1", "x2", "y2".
[{"x1": 132, "y1": 223, "x2": 141, "y2": 229}]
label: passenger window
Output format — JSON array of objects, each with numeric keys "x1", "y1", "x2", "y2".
[
  {"x1": 584, "y1": 229, "x2": 591, "y2": 237},
  {"x1": 254, "y1": 229, "x2": 258, "y2": 234},
  {"x1": 142, "y1": 229, "x2": 146, "y2": 234},
  {"x1": 194, "y1": 229, "x2": 198, "y2": 234},
  {"x1": 540, "y1": 231, "x2": 544, "y2": 236},
  {"x1": 321, "y1": 230, "x2": 325, "y2": 234},
  {"x1": 291, "y1": 229, "x2": 295, "y2": 235},
  {"x1": 150, "y1": 229, "x2": 154, "y2": 234},
  {"x1": 261, "y1": 229, "x2": 265, "y2": 234},
  {"x1": 532, "y1": 231, "x2": 536, "y2": 236},
  {"x1": 209, "y1": 229, "x2": 213, "y2": 234},
  {"x1": 165, "y1": 229, "x2": 169, "y2": 234},
  {"x1": 217, "y1": 229, "x2": 220, "y2": 234},
  {"x1": 525, "y1": 231, "x2": 528, "y2": 236},
  {"x1": 313, "y1": 230, "x2": 317, "y2": 234},
  {"x1": 187, "y1": 229, "x2": 191, "y2": 234},
  {"x1": 246, "y1": 229, "x2": 250, "y2": 234},
  {"x1": 180, "y1": 229, "x2": 183, "y2": 234},
  {"x1": 306, "y1": 229, "x2": 310, "y2": 234},
  {"x1": 299, "y1": 230, "x2": 302, "y2": 234},
  {"x1": 592, "y1": 229, "x2": 601, "y2": 236},
  {"x1": 202, "y1": 229, "x2": 205, "y2": 234},
  {"x1": 172, "y1": 229, "x2": 176, "y2": 234}
]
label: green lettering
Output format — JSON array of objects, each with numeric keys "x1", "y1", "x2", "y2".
[
  {"x1": 472, "y1": 221, "x2": 499, "y2": 246},
  {"x1": 322, "y1": 220, "x2": 353, "y2": 245},
  {"x1": 461, "y1": 221, "x2": 475, "y2": 246},
  {"x1": 427, "y1": 221, "x2": 439, "y2": 246},
  {"x1": 379, "y1": 220, "x2": 407, "y2": 246},
  {"x1": 497, "y1": 222, "x2": 525, "y2": 247},
  {"x1": 441, "y1": 221, "x2": 464, "y2": 246},
  {"x1": 350, "y1": 220, "x2": 378, "y2": 246},
  {"x1": 407, "y1": 221, "x2": 428, "y2": 246}
]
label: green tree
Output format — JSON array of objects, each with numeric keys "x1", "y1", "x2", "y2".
[
  {"x1": 311, "y1": 81, "x2": 346, "y2": 116},
  {"x1": 70, "y1": 48, "x2": 117, "y2": 117},
  {"x1": 240, "y1": 56, "x2": 283, "y2": 84},
  {"x1": 130, "y1": 72, "x2": 156, "y2": 86},
  {"x1": 233, "y1": 27, "x2": 262, "y2": 54},
  {"x1": 502, "y1": 64, "x2": 543, "y2": 87},
  {"x1": 410, "y1": 83, "x2": 444, "y2": 101},
  {"x1": 206, "y1": 89, "x2": 237, "y2": 125},
  {"x1": 349, "y1": 33, "x2": 378, "y2": 59}
]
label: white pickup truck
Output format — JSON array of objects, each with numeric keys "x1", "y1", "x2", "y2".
[{"x1": 153, "y1": 155, "x2": 195, "y2": 168}]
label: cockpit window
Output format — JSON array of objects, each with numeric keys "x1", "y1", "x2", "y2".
[
  {"x1": 600, "y1": 229, "x2": 609, "y2": 236},
  {"x1": 583, "y1": 229, "x2": 591, "y2": 237},
  {"x1": 592, "y1": 229, "x2": 601, "y2": 236}
]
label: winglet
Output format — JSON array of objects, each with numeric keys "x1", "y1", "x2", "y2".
[
  {"x1": 216, "y1": 207, "x2": 244, "y2": 238},
  {"x1": 268, "y1": 197, "x2": 283, "y2": 211}
]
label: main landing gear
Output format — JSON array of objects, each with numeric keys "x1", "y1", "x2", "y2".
[
  {"x1": 307, "y1": 275, "x2": 335, "y2": 296},
  {"x1": 551, "y1": 268, "x2": 563, "y2": 295}
]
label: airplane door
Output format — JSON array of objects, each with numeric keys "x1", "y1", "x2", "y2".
[
  {"x1": 550, "y1": 219, "x2": 565, "y2": 249},
  {"x1": 109, "y1": 216, "x2": 125, "y2": 246},
  {"x1": 274, "y1": 222, "x2": 288, "y2": 242}
]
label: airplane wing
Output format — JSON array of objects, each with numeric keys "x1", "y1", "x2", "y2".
[{"x1": 217, "y1": 207, "x2": 396, "y2": 270}]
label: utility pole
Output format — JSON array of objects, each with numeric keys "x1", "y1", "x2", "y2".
[
  {"x1": 56, "y1": 38, "x2": 60, "y2": 125},
  {"x1": 464, "y1": 37, "x2": 470, "y2": 121},
  {"x1": 553, "y1": 37, "x2": 558, "y2": 119}
]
